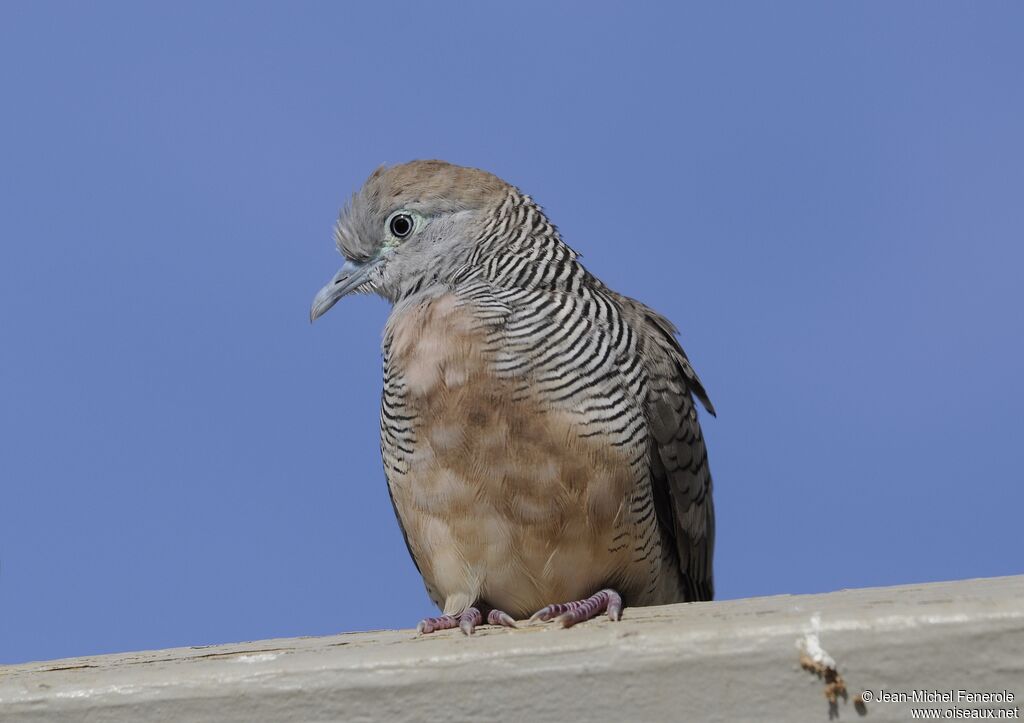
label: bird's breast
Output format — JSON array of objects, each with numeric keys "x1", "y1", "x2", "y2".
[{"x1": 381, "y1": 293, "x2": 639, "y2": 616}]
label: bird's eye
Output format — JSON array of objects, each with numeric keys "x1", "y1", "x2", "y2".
[{"x1": 389, "y1": 213, "x2": 414, "y2": 239}]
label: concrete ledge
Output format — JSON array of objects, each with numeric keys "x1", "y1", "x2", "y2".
[{"x1": 2, "y1": 576, "x2": 1022, "y2": 722}]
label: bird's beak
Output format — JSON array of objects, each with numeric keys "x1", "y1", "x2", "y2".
[{"x1": 310, "y1": 256, "x2": 383, "y2": 322}]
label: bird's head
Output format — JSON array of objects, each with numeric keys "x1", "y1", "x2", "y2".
[{"x1": 310, "y1": 160, "x2": 509, "y2": 321}]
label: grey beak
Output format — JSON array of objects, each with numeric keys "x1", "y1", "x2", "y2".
[{"x1": 309, "y1": 257, "x2": 381, "y2": 322}]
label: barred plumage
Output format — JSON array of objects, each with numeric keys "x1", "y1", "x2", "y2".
[{"x1": 312, "y1": 160, "x2": 715, "y2": 629}]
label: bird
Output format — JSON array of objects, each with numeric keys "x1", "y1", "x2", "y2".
[{"x1": 311, "y1": 160, "x2": 716, "y2": 635}]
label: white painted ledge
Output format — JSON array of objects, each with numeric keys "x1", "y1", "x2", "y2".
[{"x1": 2, "y1": 576, "x2": 1022, "y2": 722}]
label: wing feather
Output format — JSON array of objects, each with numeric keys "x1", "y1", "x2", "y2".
[{"x1": 627, "y1": 302, "x2": 716, "y2": 601}]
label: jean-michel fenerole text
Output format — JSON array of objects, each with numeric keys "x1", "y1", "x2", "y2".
[{"x1": 871, "y1": 689, "x2": 1014, "y2": 704}]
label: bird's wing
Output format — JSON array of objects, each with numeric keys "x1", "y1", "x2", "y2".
[
  {"x1": 626, "y1": 301, "x2": 716, "y2": 601},
  {"x1": 466, "y1": 268, "x2": 717, "y2": 602}
]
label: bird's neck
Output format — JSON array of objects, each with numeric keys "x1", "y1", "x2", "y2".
[
  {"x1": 464, "y1": 190, "x2": 592, "y2": 293},
  {"x1": 388, "y1": 190, "x2": 591, "y2": 304}
]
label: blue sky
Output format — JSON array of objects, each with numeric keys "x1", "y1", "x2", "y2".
[{"x1": 1, "y1": 2, "x2": 1021, "y2": 665}]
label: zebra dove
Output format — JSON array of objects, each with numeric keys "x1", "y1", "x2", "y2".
[{"x1": 311, "y1": 160, "x2": 716, "y2": 634}]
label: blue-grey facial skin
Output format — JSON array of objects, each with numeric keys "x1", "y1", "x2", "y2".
[
  {"x1": 310, "y1": 207, "x2": 484, "y2": 321},
  {"x1": 372, "y1": 209, "x2": 482, "y2": 301},
  {"x1": 311, "y1": 162, "x2": 512, "y2": 319}
]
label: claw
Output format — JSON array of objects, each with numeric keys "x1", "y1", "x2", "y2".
[
  {"x1": 458, "y1": 607, "x2": 482, "y2": 636},
  {"x1": 607, "y1": 594, "x2": 623, "y2": 622},
  {"x1": 487, "y1": 609, "x2": 518, "y2": 628},
  {"x1": 530, "y1": 604, "x2": 562, "y2": 623},
  {"x1": 416, "y1": 614, "x2": 458, "y2": 634}
]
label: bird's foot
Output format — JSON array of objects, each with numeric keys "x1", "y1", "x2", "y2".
[
  {"x1": 416, "y1": 607, "x2": 518, "y2": 636},
  {"x1": 417, "y1": 607, "x2": 480, "y2": 635},
  {"x1": 529, "y1": 588, "x2": 623, "y2": 628}
]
